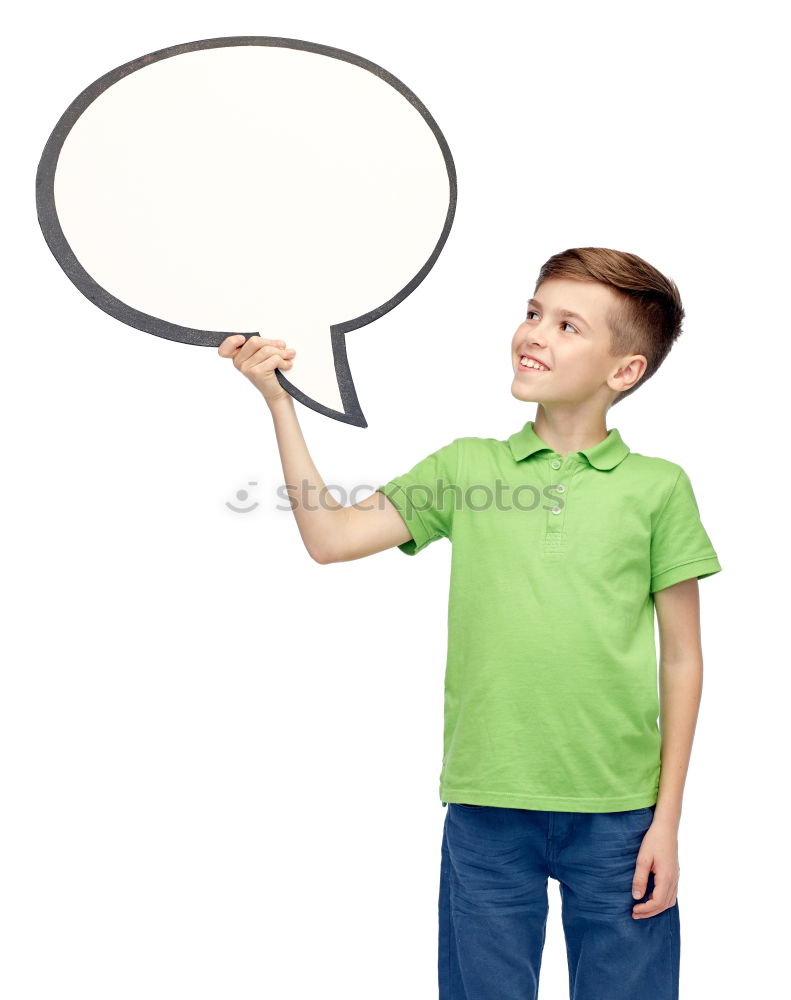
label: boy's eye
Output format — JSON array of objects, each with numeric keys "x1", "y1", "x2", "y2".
[{"x1": 525, "y1": 310, "x2": 578, "y2": 335}]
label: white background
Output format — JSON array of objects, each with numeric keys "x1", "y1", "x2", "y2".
[{"x1": 2, "y1": 1, "x2": 785, "y2": 997}]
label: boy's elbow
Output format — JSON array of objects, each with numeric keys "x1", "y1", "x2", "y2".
[
  {"x1": 309, "y1": 510, "x2": 349, "y2": 564},
  {"x1": 309, "y1": 541, "x2": 338, "y2": 565},
  {"x1": 308, "y1": 544, "x2": 329, "y2": 564}
]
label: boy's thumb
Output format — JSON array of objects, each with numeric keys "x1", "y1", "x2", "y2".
[{"x1": 632, "y1": 858, "x2": 650, "y2": 898}]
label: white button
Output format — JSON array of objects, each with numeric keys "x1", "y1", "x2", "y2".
[
  {"x1": 551, "y1": 459, "x2": 561, "y2": 469},
  {"x1": 550, "y1": 505, "x2": 561, "y2": 514},
  {"x1": 556, "y1": 484, "x2": 566, "y2": 493}
]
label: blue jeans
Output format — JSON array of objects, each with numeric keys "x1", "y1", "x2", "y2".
[{"x1": 439, "y1": 803, "x2": 679, "y2": 1000}]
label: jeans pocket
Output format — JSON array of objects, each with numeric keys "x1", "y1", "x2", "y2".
[{"x1": 614, "y1": 807, "x2": 655, "y2": 838}]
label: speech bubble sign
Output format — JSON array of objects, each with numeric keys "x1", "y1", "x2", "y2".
[{"x1": 36, "y1": 36, "x2": 457, "y2": 427}]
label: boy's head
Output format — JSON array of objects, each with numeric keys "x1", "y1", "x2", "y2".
[{"x1": 511, "y1": 247, "x2": 685, "y2": 411}]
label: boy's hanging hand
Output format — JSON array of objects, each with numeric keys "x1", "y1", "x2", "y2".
[
  {"x1": 630, "y1": 822, "x2": 680, "y2": 919},
  {"x1": 218, "y1": 335, "x2": 296, "y2": 409}
]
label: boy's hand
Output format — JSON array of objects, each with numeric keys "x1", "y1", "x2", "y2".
[
  {"x1": 218, "y1": 335, "x2": 296, "y2": 408},
  {"x1": 630, "y1": 820, "x2": 680, "y2": 919}
]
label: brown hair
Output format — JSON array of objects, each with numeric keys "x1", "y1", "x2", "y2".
[{"x1": 534, "y1": 247, "x2": 685, "y2": 407}]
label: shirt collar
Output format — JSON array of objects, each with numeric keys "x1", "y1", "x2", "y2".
[{"x1": 507, "y1": 420, "x2": 630, "y2": 471}]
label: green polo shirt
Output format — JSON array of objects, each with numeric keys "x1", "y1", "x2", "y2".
[{"x1": 375, "y1": 420, "x2": 722, "y2": 812}]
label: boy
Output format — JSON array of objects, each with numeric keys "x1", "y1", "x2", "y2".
[{"x1": 218, "y1": 246, "x2": 721, "y2": 1000}]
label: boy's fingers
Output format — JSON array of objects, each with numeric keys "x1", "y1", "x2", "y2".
[
  {"x1": 632, "y1": 867, "x2": 676, "y2": 918},
  {"x1": 632, "y1": 894, "x2": 663, "y2": 918},
  {"x1": 230, "y1": 337, "x2": 276, "y2": 367},
  {"x1": 218, "y1": 335, "x2": 288, "y2": 358},
  {"x1": 218, "y1": 334, "x2": 247, "y2": 356},
  {"x1": 243, "y1": 341, "x2": 294, "y2": 370},
  {"x1": 653, "y1": 870, "x2": 675, "y2": 909}
]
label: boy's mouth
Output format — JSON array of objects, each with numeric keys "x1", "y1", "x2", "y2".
[{"x1": 518, "y1": 354, "x2": 551, "y2": 372}]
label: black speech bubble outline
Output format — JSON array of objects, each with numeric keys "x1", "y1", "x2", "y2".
[{"x1": 35, "y1": 35, "x2": 458, "y2": 428}]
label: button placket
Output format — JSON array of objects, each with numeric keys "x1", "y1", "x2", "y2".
[{"x1": 544, "y1": 454, "x2": 573, "y2": 555}]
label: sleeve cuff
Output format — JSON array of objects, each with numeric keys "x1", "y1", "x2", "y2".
[
  {"x1": 651, "y1": 555, "x2": 722, "y2": 593},
  {"x1": 376, "y1": 483, "x2": 431, "y2": 556}
]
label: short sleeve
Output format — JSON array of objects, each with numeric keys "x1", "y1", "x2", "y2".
[
  {"x1": 375, "y1": 438, "x2": 461, "y2": 556},
  {"x1": 650, "y1": 466, "x2": 722, "y2": 593}
]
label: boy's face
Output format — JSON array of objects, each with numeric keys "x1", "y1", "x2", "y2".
[{"x1": 510, "y1": 278, "x2": 646, "y2": 409}]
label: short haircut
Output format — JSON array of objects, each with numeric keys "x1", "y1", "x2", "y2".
[{"x1": 534, "y1": 247, "x2": 685, "y2": 407}]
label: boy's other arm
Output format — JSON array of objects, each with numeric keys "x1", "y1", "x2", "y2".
[{"x1": 652, "y1": 577, "x2": 704, "y2": 831}]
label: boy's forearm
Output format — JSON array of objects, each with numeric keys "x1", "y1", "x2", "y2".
[
  {"x1": 268, "y1": 394, "x2": 343, "y2": 561},
  {"x1": 653, "y1": 655, "x2": 703, "y2": 829}
]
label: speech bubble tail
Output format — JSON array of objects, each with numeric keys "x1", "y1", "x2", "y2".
[{"x1": 271, "y1": 325, "x2": 367, "y2": 428}]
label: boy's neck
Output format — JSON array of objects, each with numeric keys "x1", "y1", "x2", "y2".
[{"x1": 532, "y1": 406, "x2": 611, "y2": 459}]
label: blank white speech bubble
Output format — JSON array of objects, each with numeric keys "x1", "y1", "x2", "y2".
[{"x1": 36, "y1": 36, "x2": 457, "y2": 426}]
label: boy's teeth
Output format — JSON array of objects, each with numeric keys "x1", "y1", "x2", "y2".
[{"x1": 521, "y1": 357, "x2": 548, "y2": 370}]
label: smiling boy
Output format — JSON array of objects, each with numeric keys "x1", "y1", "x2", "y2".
[{"x1": 219, "y1": 246, "x2": 721, "y2": 1000}]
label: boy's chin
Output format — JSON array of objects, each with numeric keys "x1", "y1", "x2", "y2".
[{"x1": 511, "y1": 383, "x2": 543, "y2": 403}]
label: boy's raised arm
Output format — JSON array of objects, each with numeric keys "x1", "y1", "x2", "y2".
[{"x1": 218, "y1": 335, "x2": 412, "y2": 563}]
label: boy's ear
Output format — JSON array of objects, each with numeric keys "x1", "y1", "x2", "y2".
[{"x1": 612, "y1": 354, "x2": 648, "y2": 392}]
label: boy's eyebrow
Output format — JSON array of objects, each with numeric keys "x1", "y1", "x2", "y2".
[{"x1": 527, "y1": 297, "x2": 591, "y2": 329}]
